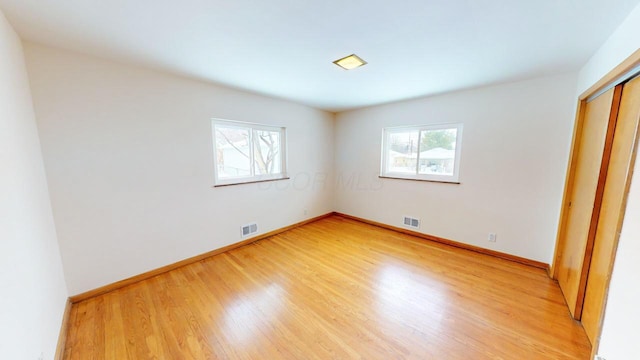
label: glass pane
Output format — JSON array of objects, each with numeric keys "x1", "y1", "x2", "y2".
[
  {"x1": 387, "y1": 131, "x2": 419, "y2": 174},
  {"x1": 418, "y1": 128, "x2": 457, "y2": 176},
  {"x1": 253, "y1": 129, "x2": 281, "y2": 175},
  {"x1": 215, "y1": 126, "x2": 251, "y2": 178}
]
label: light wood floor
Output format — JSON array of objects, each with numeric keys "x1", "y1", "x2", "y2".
[{"x1": 64, "y1": 215, "x2": 591, "y2": 359}]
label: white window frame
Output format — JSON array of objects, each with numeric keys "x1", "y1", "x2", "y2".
[
  {"x1": 380, "y1": 123, "x2": 463, "y2": 183},
  {"x1": 212, "y1": 119, "x2": 288, "y2": 186}
]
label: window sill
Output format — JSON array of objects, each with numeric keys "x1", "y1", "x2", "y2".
[
  {"x1": 378, "y1": 176, "x2": 461, "y2": 184},
  {"x1": 213, "y1": 177, "x2": 290, "y2": 188}
]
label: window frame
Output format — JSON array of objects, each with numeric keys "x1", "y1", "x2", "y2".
[
  {"x1": 380, "y1": 123, "x2": 463, "y2": 183},
  {"x1": 212, "y1": 119, "x2": 288, "y2": 187}
]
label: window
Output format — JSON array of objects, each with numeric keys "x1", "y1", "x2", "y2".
[
  {"x1": 212, "y1": 119, "x2": 287, "y2": 186},
  {"x1": 380, "y1": 123, "x2": 463, "y2": 183}
]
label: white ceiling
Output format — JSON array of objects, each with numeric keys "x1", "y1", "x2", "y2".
[{"x1": 1, "y1": 0, "x2": 639, "y2": 112}]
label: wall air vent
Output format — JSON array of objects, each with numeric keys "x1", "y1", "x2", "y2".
[
  {"x1": 241, "y1": 223, "x2": 258, "y2": 238},
  {"x1": 403, "y1": 216, "x2": 420, "y2": 229}
]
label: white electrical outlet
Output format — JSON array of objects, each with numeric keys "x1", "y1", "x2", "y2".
[
  {"x1": 488, "y1": 233, "x2": 497, "y2": 242},
  {"x1": 38, "y1": 352, "x2": 44, "y2": 360},
  {"x1": 594, "y1": 355, "x2": 606, "y2": 360}
]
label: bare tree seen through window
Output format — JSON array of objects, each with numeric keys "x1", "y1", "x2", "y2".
[{"x1": 215, "y1": 126, "x2": 281, "y2": 178}]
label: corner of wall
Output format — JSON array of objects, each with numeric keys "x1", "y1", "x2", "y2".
[{"x1": 0, "y1": 7, "x2": 69, "y2": 360}]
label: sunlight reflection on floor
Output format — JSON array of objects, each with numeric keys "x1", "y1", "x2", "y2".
[
  {"x1": 223, "y1": 283, "x2": 285, "y2": 345},
  {"x1": 375, "y1": 264, "x2": 447, "y2": 333}
]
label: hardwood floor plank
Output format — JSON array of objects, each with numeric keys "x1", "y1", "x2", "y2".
[{"x1": 64, "y1": 215, "x2": 590, "y2": 359}]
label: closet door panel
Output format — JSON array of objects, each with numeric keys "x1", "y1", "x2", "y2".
[
  {"x1": 582, "y1": 75, "x2": 640, "y2": 343},
  {"x1": 556, "y1": 86, "x2": 621, "y2": 318}
]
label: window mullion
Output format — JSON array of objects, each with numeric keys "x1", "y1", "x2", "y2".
[
  {"x1": 280, "y1": 128, "x2": 287, "y2": 175},
  {"x1": 249, "y1": 128, "x2": 255, "y2": 177},
  {"x1": 383, "y1": 130, "x2": 389, "y2": 174},
  {"x1": 415, "y1": 130, "x2": 422, "y2": 175}
]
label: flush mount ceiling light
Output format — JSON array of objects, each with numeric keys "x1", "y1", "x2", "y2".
[{"x1": 333, "y1": 54, "x2": 367, "y2": 70}]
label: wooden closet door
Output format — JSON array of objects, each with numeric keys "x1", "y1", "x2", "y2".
[
  {"x1": 582, "y1": 75, "x2": 640, "y2": 343},
  {"x1": 555, "y1": 86, "x2": 622, "y2": 318}
]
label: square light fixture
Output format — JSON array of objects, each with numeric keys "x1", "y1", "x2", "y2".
[{"x1": 333, "y1": 54, "x2": 367, "y2": 70}]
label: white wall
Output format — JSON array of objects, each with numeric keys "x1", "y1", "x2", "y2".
[
  {"x1": 0, "y1": 11, "x2": 68, "y2": 360},
  {"x1": 25, "y1": 43, "x2": 335, "y2": 295},
  {"x1": 577, "y1": 3, "x2": 640, "y2": 359},
  {"x1": 334, "y1": 73, "x2": 578, "y2": 263}
]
